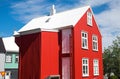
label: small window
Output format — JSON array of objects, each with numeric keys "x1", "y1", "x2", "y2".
[
  {"x1": 5, "y1": 54, "x2": 12, "y2": 63},
  {"x1": 87, "y1": 12, "x2": 92, "y2": 26},
  {"x1": 92, "y1": 35, "x2": 98, "y2": 51},
  {"x1": 81, "y1": 31, "x2": 88, "y2": 49},
  {"x1": 82, "y1": 58, "x2": 89, "y2": 77},
  {"x1": 93, "y1": 59, "x2": 99, "y2": 75},
  {"x1": 15, "y1": 54, "x2": 19, "y2": 63},
  {"x1": 5, "y1": 71, "x2": 11, "y2": 76}
]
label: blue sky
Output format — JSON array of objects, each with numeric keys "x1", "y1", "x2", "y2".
[{"x1": 0, "y1": 0, "x2": 120, "y2": 48}]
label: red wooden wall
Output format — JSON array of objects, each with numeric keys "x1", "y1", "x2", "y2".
[
  {"x1": 73, "y1": 9, "x2": 103, "y2": 79},
  {"x1": 15, "y1": 33, "x2": 41, "y2": 79},
  {"x1": 40, "y1": 31, "x2": 59, "y2": 79},
  {"x1": 16, "y1": 31, "x2": 59, "y2": 79}
]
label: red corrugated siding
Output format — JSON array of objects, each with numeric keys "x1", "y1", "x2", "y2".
[
  {"x1": 15, "y1": 33, "x2": 41, "y2": 79},
  {"x1": 40, "y1": 32, "x2": 59, "y2": 79},
  {"x1": 73, "y1": 9, "x2": 103, "y2": 79}
]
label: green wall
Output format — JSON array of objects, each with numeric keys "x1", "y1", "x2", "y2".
[{"x1": 5, "y1": 54, "x2": 18, "y2": 69}]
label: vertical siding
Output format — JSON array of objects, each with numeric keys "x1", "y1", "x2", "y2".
[
  {"x1": 40, "y1": 32, "x2": 59, "y2": 79},
  {"x1": 15, "y1": 33, "x2": 40, "y2": 79},
  {"x1": 73, "y1": 9, "x2": 103, "y2": 79}
]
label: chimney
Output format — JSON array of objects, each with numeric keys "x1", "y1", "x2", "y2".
[{"x1": 50, "y1": 5, "x2": 56, "y2": 15}]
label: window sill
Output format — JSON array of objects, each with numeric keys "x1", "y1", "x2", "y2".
[
  {"x1": 87, "y1": 24, "x2": 92, "y2": 26},
  {"x1": 82, "y1": 75, "x2": 89, "y2": 77},
  {"x1": 93, "y1": 49, "x2": 98, "y2": 52},
  {"x1": 5, "y1": 62, "x2": 12, "y2": 63},
  {"x1": 94, "y1": 74, "x2": 99, "y2": 76},
  {"x1": 82, "y1": 47, "x2": 88, "y2": 50}
]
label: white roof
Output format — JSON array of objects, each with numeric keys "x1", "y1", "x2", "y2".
[
  {"x1": 17, "y1": 6, "x2": 90, "y2": 35},
  {"x1": 2, "y1": 37, "x2": 19, "y2": 52}
]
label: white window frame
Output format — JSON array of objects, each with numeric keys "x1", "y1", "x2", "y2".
[
  {"x1": 93, "y1": 59, "x2": 99, "y2": 76},
  {"x1": 81, "y1": 31, "x2": 88, "y2": 49},
  {"x1": 5, "y1": 54, "x2": 12, "y2": 63},
  {"x1": 92, "y1": 35, "x2": 98, "y2": 51},
  {"x1": 87, "y1": 12, "x2": 92, "y2": 26},
  {"x1": 82, "y1": 58, "x2": 89, "y2": 77}
]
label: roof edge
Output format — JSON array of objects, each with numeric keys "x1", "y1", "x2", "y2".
[
  {"x1": 14, "y1": 28, "x2": 41, "y2": 37},
  {"x1": 14, "y1": 28, "x2": 60, "y2": 36},
  {"x1": 89, "y1": 7, "x2": 102, "y2": 36},
  {"x1": 6, "y1": 50, "x2": 19, "y2": 53}
]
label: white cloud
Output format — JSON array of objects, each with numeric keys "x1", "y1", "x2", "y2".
[
  {"x1": 80, "y1": 0, "x2": 112, "y2": 7},
  {"x1": 95, "y1": 0, "x2": 120, "y2": 48},
  {"x1": 11, "y1": 0, "x2": 51, "y2": 23}
]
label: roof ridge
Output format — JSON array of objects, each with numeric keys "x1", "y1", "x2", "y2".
[{"x1": 15, "y1": 6, "x2": 90, "y2": 36}]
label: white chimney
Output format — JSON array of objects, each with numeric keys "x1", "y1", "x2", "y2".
[{"x1": 50, "y1": 5, "x2": 56, "y2": 15}]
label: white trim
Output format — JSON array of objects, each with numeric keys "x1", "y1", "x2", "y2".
[
  {"x1": 93, "y1": 59, "x2": 99, "y2": 76},
  {"x1": 87, "y1": 11, "x2": 92, "y2": 26},
  {"x1": 41, "y1": 28, "x2": 58, "y2": 32},
  {"x1": 19, "y1": 28, "x2": 41, "y2": 36},
  {"x1": 81, "y1": 31, "x2": 88, "y2": 49},
  {"x1": 92, "y1": 35, "x2": 98, "y2": 51},
  {"x1": 82, "y1": 58, "x2": 89, "y2": 77},
  {"x1": 14, "y1": 28, "x2": 59, "y2": 36}
]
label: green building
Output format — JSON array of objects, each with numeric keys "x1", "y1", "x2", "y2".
[{"x1": 3, "y1": 37, "x2": 19, "y2": 79}]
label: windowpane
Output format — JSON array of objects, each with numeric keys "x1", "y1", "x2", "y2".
[
  {"x1": 83, "y1": 66, "x2": 85, "y2": 74},
  {"x1": 62, "y1": 57, "x2": 70, "y2": 79},
  {"x1": 87, "y1": 12, "x2": 92, "y2": 26},
  {"x1": 6, "y1": 55, "x2": 12, "y2": 63},
  {"x1": 62, "y1": 29, "x2": 71, "y2": 54},
  {"x1": 93, "y1": 59, "x2": 99, "y2": 75},
  {"x1": 92, "y1": 35, "x2": 98, "y2": 51},
  {"x1": 81, "y1": 32, "x2": 88, "y2": 49},
  {"x1": 82, "y1": 58, "x2": 89, "y2": 76}
]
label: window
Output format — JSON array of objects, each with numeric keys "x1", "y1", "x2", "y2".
[
  {"x1": 81, "y1": 31, "x2": 88, "y2": 49},
  {"x1": 6, "y1": 54, "x2": 12, "y2": 63},
  {"x1": 93, "y1": 59, "x2": 99, "y2": 75},
  {"x1": 92, "y1": 35, "x2": 98, "y2": 51},
  {"x1": 5, "y1": 71, "x2": 11, "y2": 76},
  {"x1": 62, "y1": 29, "x2": 72, "y2": 54},
  {"x1": 87, "y1": 12, "x2": 92, "y2": 26},
  {"x1": 15, "y1": 54, "x2": 19, "y2": 63},
  {"x1": 82, "y1": 58, "x2": 89, "y2": 76}
]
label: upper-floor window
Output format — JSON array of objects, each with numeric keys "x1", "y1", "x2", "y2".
[
  {"x1": 93, "y1": 59, "x2": 99, "y2": 75},
  {"x1": 5, "y1": 54, "x2": 12, "y2": 63},
  {"x1": 81, "y1": 31, "x2": 88, "y2": 49},
  {"x1": 15, "y1": 54, "x2": 19, "y2": 63},
  {"x1": 92, "y1": 35, "x2": 98, "y2": 51},
  {"x1": 82, "y1": 58, "x2": 89, "y2": 77},
  {"x1": 62, "y1": 29, "x2": 72, "y2": 54},
  {"x1": 87, "y1": 12, "x2": 92, "y2": 26}
]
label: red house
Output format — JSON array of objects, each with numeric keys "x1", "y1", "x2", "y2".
[{"x1": 14, "y1": 6, "x2": 103, "y2": 79}]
